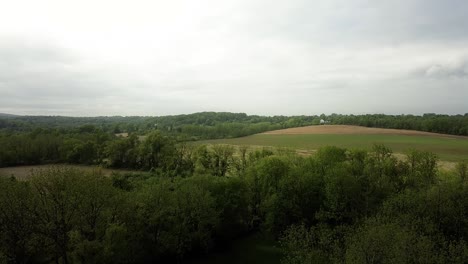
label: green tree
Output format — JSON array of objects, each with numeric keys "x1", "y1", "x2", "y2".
[
  {"x1": 105, "y1": 135, "x2": 139, "y2": 168},
  {"x1": 0, "y1": 178, "x2": 39, "y2": 263},
  {"x1": 69, "y1": 172, "x2": 118, "y2": 263},
  {"x1": 405, "y1": 149, "x2": 438, "y2": 188},
  {"x1": 31, "y1": 167, "x2": 86, "y2": 264},
  {"x1": 211, "y1": 145, "x2": 235, "y2": 177},
  {"x1": 139, "y1": 131, "x2": 177, "y2": 171},
  {"x1": 345, "y1": 219, "x2": 434, "y2": 264},
  {"x1": 456, "y1": 160, "x2": 468, "y2": 182}
]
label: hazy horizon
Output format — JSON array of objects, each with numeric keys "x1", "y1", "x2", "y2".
[
  {"x1": 2, "y1": 110, "x2": 468, "y2": 118},
  {"x1": 1, "y1": 0, "x2": 468, "y2": 116}
]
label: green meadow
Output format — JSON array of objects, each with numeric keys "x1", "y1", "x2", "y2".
[{"x1": 201, "y1": 134, "x2": 468, "y2": 161}]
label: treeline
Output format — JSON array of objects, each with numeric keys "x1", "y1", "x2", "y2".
[
  {"x1": 0, "y1": 128, "x2": 234, "y2": 172},
  {"x1": 0, "y1": 112, "x2": 319, "y2": 140},
  {"x1": 2, "y1": 112, "x2": 468, "y2": 139},
  {"x1": 330, "y1": 113, "x2": 468, "y2": 136},
  {"x1": 1, "y1": 143, "x2": 468, "y2": 263},
  {"x1": 0, "y1": 114, "x2": 314, "y2": 170},
  {"x1": 0, "y1": 129, "x2": 112, "y2": 167}
]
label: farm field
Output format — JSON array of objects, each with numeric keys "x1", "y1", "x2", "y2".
[
  {"x1": 201, "y1": 125, "x2": 468, "y2": 161},
  {"x1": 0, "y1": 164, "x2": 139, "y2": 180}
]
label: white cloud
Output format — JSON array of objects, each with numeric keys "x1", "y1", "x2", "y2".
[{"x1": 0, "y1": 0, "x2": 468, "y2": 115}]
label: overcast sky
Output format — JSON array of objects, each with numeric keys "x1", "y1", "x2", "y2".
[{"x1": 1, "y1": 0, "x2": 468, "y2": 116}]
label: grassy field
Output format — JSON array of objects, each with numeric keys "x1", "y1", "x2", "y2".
[{"x1": 201, "y1": 134, "x2": 468, "y2": 161}]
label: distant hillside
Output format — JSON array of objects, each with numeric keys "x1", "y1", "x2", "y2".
[
  {"x1": 0, "y1": 113, "x2": 18, "y2": 117},
  {"x1": 0, "y1": 112, "x2": 319, "y2": 140},
  {"x1": 0, "y1": 112, "x2": 467, "y2": 137}
]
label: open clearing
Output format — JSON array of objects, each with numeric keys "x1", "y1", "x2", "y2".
[
  {"x1": 202, "y1": 125, "x2": 468, "y2": 162},
  {"x1": 0, "y1": 164, "x2": 139, "y2": 180}
]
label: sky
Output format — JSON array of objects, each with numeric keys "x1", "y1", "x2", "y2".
[{"x1": 1, "y1": 0, "x2": 468, "y2": 116}]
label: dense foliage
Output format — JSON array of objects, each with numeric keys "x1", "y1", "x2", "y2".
[
  {"x1": 0, "y1": 128, "x2": 113, "y2": 168},
  {"x1": 1, "y1": 141, "x2": 468, "y2": 263},
  {"x1": 1, "y1": 111, "x2": 468, "y2": 263},
  {"x1": 0, "y1": 112, "x2": 319, "y2": 140},
  {"x1": 330, "y1": 113, "x2": 468, "y2": 136},
  {"x1": 1, "y1": 112, "x2": 468, "y2": 139}
]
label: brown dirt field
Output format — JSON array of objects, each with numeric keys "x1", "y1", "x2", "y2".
[{"x1": 262, "y1": 125, "x2": 468, "y2": 139}]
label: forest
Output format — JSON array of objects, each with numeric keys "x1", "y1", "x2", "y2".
[
  {"x1": 1, "y1": 112, "x2": 468, "y2": 263},
  {"x1": 331, "y1": 113, "x2": 468, "y2": 136},
  {"x1": 1, "y1": 132, "x2": 468, "y2": 263},
  {"x1": 2, "y1": 0, "x2": 468, "y2": 262},
  {"x1": 1, "y1": 112, "x2": 467, "y2": 168},
  {"x1": 1, "y1": 112, "x2": 468, "y2": 139},
  {"x1": 0, "y1": 112, "x2": 319, "y2": 140}
]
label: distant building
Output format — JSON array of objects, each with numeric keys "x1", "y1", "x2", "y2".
[
  {"x1": 115, "y1": 132, "x2": 129, "y2": 138},
  {"x1": 320, "y1": 119, "x2": 330, "y2": 125}
]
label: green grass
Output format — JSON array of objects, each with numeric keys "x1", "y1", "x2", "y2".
[{"x1": 201, "y1": 134, "x2": 468, "y2": 161}]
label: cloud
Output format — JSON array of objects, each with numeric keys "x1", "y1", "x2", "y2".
[
  {"x1": 0, "y1": 38, "x2": 168, "y2": 115},
  {"x1": 235, "y1": 0, "x2": 468, "y2": 46},
  {"x1": 424, "y1": 60, "x2": 468, "y2": 79},
  {"x1": 0, "y1": 0, "x2": 468, "y2": 115}
]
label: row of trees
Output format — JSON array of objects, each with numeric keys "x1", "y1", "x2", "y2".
[
  {"x1": 0, "y1": 130, "x2": 112, "y2": 167},
  {"x1": 2, "y1": 112, "x2": 468, "y2": 138},
  {"x1": 0, "y1": 129, "x2": 268, "y2": 175},
  {"x1": 0, "y1": 112, "x2": 320, "y2": 139},
  {"x1": 2, "y1": 113, "x2": 467, "y2": 167},
  {"x1": 1, "y1": 141, "x2": 468, "y2": 263},
  {"x1": 330, "y1": 113, "x2": 468, "y2": 136}
]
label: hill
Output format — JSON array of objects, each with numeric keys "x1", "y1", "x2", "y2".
[
  {"x1": 262, "y1": 125, "x2": 468, "y2": 139},
  {"x1": 201, "y1": 125, "x2": 468, "y2": 161},
  {"x1": 0, "y1": 113, "x2": 18, "y2": 117}
]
